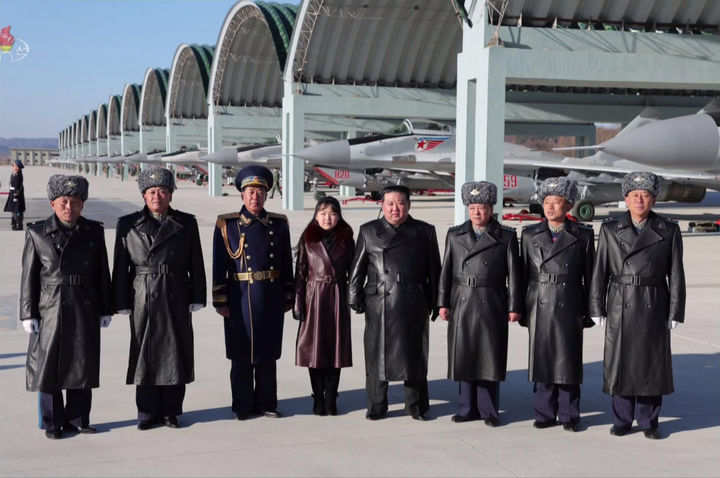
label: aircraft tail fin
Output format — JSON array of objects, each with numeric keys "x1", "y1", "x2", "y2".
[{"x1": 698, "y1": 98, "x2": 720, "y2": 115}]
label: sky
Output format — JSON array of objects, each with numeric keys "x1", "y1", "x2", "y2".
[{"x1": 0, "y1": 0, "x2": 300, "y2": 140}]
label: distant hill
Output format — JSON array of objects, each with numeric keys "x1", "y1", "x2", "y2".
[{"x1": 0, "y1": 138, "x2": 58, "y2": 158}]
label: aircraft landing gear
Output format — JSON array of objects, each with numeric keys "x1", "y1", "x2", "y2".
[{"x1": 572, "y1": 200, "x2": 595, "y2": 221}]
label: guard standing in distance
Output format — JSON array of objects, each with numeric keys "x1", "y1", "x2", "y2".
[
  {"x1": 437, "y1": 181, "x2": 522, "y2": 427},
  {"x1": 20, "y1": 175, "x2": 112, "y2": 439},
  {"x1": 4, "y1": 159, "x2": 26, "y2": 230},
  {"x1": 349, "y1": 185, "x2": 441, "y2": 421},
  {"x1": 590, "y1": 171, "x2": 686, "y2": 440},
  {"x1": 268, "y1": 167, "x2": 282, "y2": 198},
  {"x1": 213, "y1": 165, "x2": 294, "y2": 419},
  {"x1": 112, "y1": 168, "x2": 206, "y2": 430},
  {"x1": 520, "y1": 177, "x2": 595, "y2": 432}
]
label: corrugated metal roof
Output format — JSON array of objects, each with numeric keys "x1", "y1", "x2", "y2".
[
  {"x1": 140, "y1": 68, "x2": 169, "y2": 126},
  {"x1": 290, "y1": 0, "x2": 461, "y2": 88},
  {"x1": 211, "y1": 1, "x2": 298, "y2": 107},
  {"x1": 97, "y1": 104, "x2": 108, "y2": 139},
  {"x1": 108, "y1": 95, "x2": 122, "y2": 136},
  {"x1": 167, "y1": 44, "x2": 215, "y2": 119},
  {"x1": 122, "y1": 83, "x2": 142, "y2": 131},
  {"x1": 483, "y1": 0, "x2": 720, "y2": 30}
]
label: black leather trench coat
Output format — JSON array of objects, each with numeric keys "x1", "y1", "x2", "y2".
[
  {"x1": 294, "y1": 221, "x2": 354, "y2": 368},
  {"x1": 3, "y1": 171, "x2": 25, "y2": 214},
  {"x1": 589, "y1": 211, "x2": 686, "y2": 396},
  {"x1": 112, "y1": 207, "x2": 206, "y2": 385},
  {"x1": 437, "y1": 219, "x2": 523, "y2": 382},
  {"x1": 349, "y1": 216, "x2": 441, "y2": 381},
  {"x1": 520, "y1": 220, "x2": 594, "y2": 385},
  {"x1": 20, "y1": 214, "x2": 112, "y2": 392}
]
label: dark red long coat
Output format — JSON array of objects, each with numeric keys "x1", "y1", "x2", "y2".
[{"x1": 294, "y1": 221, "x2": 354, "y2": 368}]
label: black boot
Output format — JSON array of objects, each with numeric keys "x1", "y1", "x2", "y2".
[
  {"x1": 16, "y1": 215, "x2": 23, "y2": 231},
  {"x1": 10, "y1": 216, "x2": 16, "y2": 230},
  {"x1": 325, "y1": 368, "x2": 340, "y2": 416},
  {"x1": 309, "y1": 369, "x2": 326, "y2": 416}
]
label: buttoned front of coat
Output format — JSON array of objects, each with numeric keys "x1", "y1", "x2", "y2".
[
  {"x1": 437, "y1": 219, "x2": 522, "y2": 382},
  {"x1": 520, "y1": 220, "x2": 594, "y2": 385}
]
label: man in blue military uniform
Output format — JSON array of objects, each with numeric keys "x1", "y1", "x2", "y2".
[{"x1": 213, "y1": 165, "x2": 294, "y2": 419}]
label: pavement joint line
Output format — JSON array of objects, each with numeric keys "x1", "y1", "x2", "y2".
[
  {"x1": 455, "y1": 432, "x2": 521, "y2": 478},
  {"x1": 671, "y1": 334, "x2": 720, "y2": 350}
]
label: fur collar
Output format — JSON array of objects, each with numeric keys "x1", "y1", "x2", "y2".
[{"x1": 303, "y1": 219, "x2": 353, "y2": 245}]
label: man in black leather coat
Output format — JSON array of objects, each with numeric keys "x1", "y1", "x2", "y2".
[{"x1": 349, "y1": 185, "x2": 441, "y2": 421}]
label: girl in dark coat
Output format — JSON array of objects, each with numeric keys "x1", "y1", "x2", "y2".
[
  {"x1": 4, "y1": 159, "x2": 26, "y2": 230},
  {"x1": 294, "y1": 197, "x2": 354, "y2": 415}
]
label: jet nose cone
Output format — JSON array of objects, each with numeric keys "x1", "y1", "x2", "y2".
[
  {"x1": 206, "y1": 147, "x2": 238, "y2": 165},
  {"x1": 602, "y1": 113, "x2": 720, "y2": 170},
  {"x1": 296, "y1": 140, "x2": 351, "y2": 167}
]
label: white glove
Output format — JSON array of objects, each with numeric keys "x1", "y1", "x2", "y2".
[
  {"x1": 591, "y1": 317, "x2": 606, "y2": 328},
  {"x1": 669, "y1": 320, "x2": 679, "y2": 330},
  {"x1": 22, "y1": 319, "x2": 39, "y2": 334},
  {"x1": 189, "y1": 303, "x2": 204, "y2": 313},
  {"x1": 117, "y1": 309, "x2": 131, "y2": 315},
  {"x1": 100, "y1": 316, "x2": 112, "y2": 328}
]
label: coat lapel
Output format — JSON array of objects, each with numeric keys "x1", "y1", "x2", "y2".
[
  {"x1": 530, "y1": 221, "x2": 554, "y2": 257},
  {"x1": 542, "y1": 221, "x2": 580, "y2": 264},
  {"x1": 149, "y1": 211, "x2": 183, "y2": 252},
  {"x1": 627, "y1": 212, "x2": 664, "y2": 257},
  {"x1": 388, "y1": 216, "x2": 419, "y2": 249},
  {"x1": 455, "y1": 221, "x2": 476, "y2": 254},
  {"x1": 467, "y1": 219, "x2": 500, "y2": 257}
]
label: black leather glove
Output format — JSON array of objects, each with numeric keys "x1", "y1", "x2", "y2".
[
  {"x1": 582, "y1": 316, "x2": 595, "y2": 329},
  {"x1": 350, "y1": 303, "x2": 365, "y2": 314},
  {"x1": 293, "y1": 310, "x2": 305, "y2": 322}
]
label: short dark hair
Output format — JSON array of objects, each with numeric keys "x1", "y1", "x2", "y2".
[{"x1": 380, "y1": 185, "x2": 411, "y2": 202}]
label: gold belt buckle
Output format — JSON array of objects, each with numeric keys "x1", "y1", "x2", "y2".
[{"x1": 253, "y1": 271, "x2": 265, "y2": 281}]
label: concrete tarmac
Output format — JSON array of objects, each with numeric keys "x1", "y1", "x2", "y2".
[{"x1": 1, "y1": 166, "x2": 719, "y2": 477}]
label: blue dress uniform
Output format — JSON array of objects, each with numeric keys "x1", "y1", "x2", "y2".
[{"x1": 213, "y1": 205, "x2": 294, "y2": 417}]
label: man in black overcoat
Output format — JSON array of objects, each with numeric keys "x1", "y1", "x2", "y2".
[
  {"x1": 437, "y1": 181, "x2": 522, "y2": 426},
  {"x1": 212, "y1": 165, "x2": 294, "y2": 419},
  {"x1": 20, "y1": 175, "x2": 112, "y2": 439},
  {"x1": 113, "y1": 167, "x2": 206, "y2": 430},
  {"x1": 4, "y1": 159, "x2": 26, "y2": 230},
  {"x1": 349, "y1": 185, "x2": 441, "y2": 421},
  {"x1": 590, "y1": 171, "x2": 686, "y2": 439},
  {"x1": 520, "y1": 177, "x2": 594, "y2": 431}
]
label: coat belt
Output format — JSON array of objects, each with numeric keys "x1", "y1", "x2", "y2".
[
  {"x1": 232, "y1": 270, "x2": 280, "y2": 282},
  {"x1": 41, "y1": 274, "x2": 84, "y2": 286},
  {"x1": 610, "y1": 274, "x2": 666, "y2": 286},
  {"x1": 309, "y1": 275, "x2": 343, "y2": 284},
  {"x1": 529, "y1": 272, "x2": 575, "y2": 284},
  {"x1": 453, "y1": 275, "x2": 502, "y2": 288},
  {"x1": 134, "y1": 264, "x2": 174, "y2": 275}
]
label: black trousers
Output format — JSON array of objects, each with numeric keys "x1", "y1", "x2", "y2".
[
  {"x1": 534, "y1": 382, "x2": 580, "y2": 423},
  {"x1": 136, "y1": 384, "x2": 186, "y2": 421},
  {"x1": 458, "y1": 380, "x2": 499, "y2": 420},
  {"x1": 39, "y1": 389, "x2": 92, "y2": 431},
  {"x1": 612, "y1": 395, "x2": 662, "y2": 430},
  {"x1": 309, "y1": 367, "x2": 341, "y2": 398},
  {"x1": 366, "y1": 374, "x2": 429, "y2": 416},
  {"x1": 10, "y1": 213, "x2": 23, "y2": 230},
  {"x1": 230, "y1": 359, "x2": 277, "y2": 416}
]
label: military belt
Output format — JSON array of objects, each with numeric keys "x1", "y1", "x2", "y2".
[
  {"x1": 41, "y1": 274, "x2": 84, "y2": 286},
  {"x1": 610, "y1": 274, "x2": 666, "y2": 286},
  {"x1": 375, "y1": 272, "x2": 423, "y2": 284},
  {"x1": 134, "y1": 264, "x2": 174, "y2": 275},
  {"x1": 529, "y1": 273, "x2": 574, "y2": 284},
  {"x1": 453, "y1": 275, "x2": 502, "y2": 288},
  {"x1": 232, "y1": 270, "x2": 280, "y2": 282},
  {"x1": 309, "y1": 275, "x2": 342, "y2": 284}
]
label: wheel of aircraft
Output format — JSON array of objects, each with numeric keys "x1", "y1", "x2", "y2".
[
  {"x1": 314, "y1": 191, "x2": 327, "y2": 201},
  {"x1": 572, "y1": 200, "x2": 595, "y2": 222}
]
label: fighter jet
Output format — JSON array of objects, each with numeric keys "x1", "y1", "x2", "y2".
[{"x1": 295, "y1": 118, "x2": 713, "y2": 220}]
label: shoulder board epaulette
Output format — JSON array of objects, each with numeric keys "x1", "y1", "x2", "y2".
[
  {"x1": 216, "y1": 212, "x2": 241, "y2": 228},
  {"x1": 501, "y1": 224, "x2": 516, "y2": 232},
  {"x1": 576, "y1": 222, "x2": 593, "y2": 230},
  {"x1": 521, "y1": 222, "x2": 539, "y2": 230},
  {"x1": 268, "y1": 212, "x2": 288, "y2": 222},
  {"x1": 27, "y1": 220, "x2": 45, "y2": 228},
  {"x1": 663, "y1": 217, "x2": 679, "y2": 225},
  {"x1": 85, "y1": 218, "x2": 104, "y2": 227},
  {"x1": 603, "y1": 217, "x2": 618, "y2": 223},
  {"x1": 448, "y1": 224, "x2": 463, "y2": 233}
]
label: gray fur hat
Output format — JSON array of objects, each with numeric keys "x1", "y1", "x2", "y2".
[
  {"x1": 461, "y1": 181, "x2": 497, "y2": 206},
  {"x1": 622, "y1": 171, "x2": 660, "y2": 197},
  {"x1": 537, "y1": 177, "x2": 578, "y2": 204},
  {"x1": 47, "y1": 174, "x2": 89, "y2": 201},
  {"x1": 138, "y1": 167, "x2": 176, "y2": 193}
]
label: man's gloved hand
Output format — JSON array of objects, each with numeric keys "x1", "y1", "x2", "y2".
[
  {"x1": 189, "y1": 303, "x2": 203, "y2": 313},
  {"x1": 350, "y1": 303, "x2": 365, "y2": 314},
  {"x1": 22, "y1": 319, "x2": 39, "y2": 334},
  {"x1": 100, "y1": 316, "x2": 112, "y2": 328},
  {"x1": 293, "y1": 310, "x2": 305, "y2": 322},
  {"x1": 117, "y1": 309, "x2": 131, "y2": 315},
  {"x1": 669, "y1": 320, "x2": 679, "y2": 330},
  {"x1": 591, "y1": 317, "x2": 606, "y2": 328}
]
